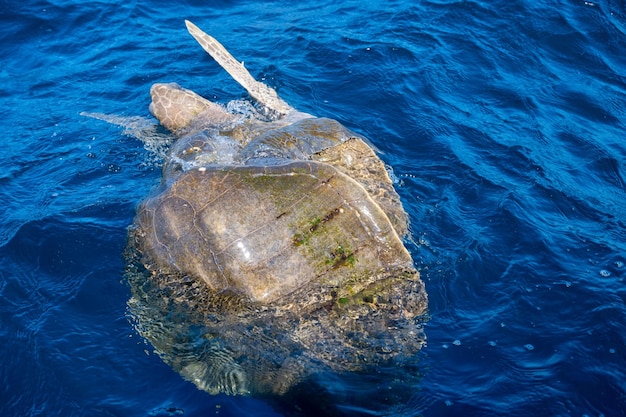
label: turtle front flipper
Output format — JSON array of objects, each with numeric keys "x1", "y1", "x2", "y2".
[{"x1": 185, "y1": 20, "x2": 293, "y2": 118}]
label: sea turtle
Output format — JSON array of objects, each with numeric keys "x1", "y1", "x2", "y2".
[{"x1": 119, "y1": 21, "x2": 427, "y2": 397}]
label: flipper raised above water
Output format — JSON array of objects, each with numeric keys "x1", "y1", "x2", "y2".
[{"x1": 185, "y1": 20, "x2": 293, "y2": 117}]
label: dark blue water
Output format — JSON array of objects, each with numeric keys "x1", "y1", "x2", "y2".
[{"x1": 2, "y1": 0, "x2": 625, "y2": 415}]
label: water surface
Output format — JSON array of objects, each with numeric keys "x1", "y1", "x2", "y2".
[{"x1": 1, "y1": 0, "x2": 625, "y2": 416}]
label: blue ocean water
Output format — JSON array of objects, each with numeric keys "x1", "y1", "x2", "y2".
[{"x1": 1, "y1": 0, "x2": 625, "y2": 415}]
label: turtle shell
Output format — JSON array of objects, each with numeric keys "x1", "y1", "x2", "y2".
[
  {"x1": 137, "y1": 159, "x2": 412, "y2": 304},
  {"x1": 129, "y1": 148, "x2": 428, "y2": 396}
]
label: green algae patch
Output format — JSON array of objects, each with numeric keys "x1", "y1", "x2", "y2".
[{"x1": 325, "y1": 243, "x2": 356, "y2": 268}]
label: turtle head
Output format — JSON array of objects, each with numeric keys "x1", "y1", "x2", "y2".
[{"x1": 149, "y1": 83, "x2": 235, "y2": 135}]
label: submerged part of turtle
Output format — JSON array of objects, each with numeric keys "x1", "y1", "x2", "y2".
[{"x1": 125, "y1": 20, "x2": 427, "y2": 397}]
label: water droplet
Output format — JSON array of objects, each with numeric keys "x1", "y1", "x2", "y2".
[
  {"x1": 107, "y1": 164, "x2": 122, "y2": 173},
  {"x1": 600, "y1": 269, "x2": 611, "y2": 277}
]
